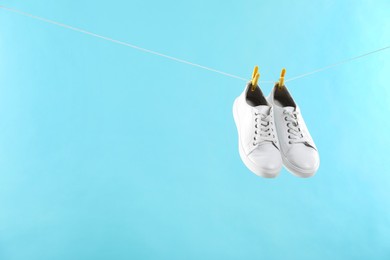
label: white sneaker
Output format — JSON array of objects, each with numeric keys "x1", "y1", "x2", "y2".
[
  {"x1": 267, "y1": 84, "x2": 320, "y2": 178},
  {"x1": 233, "y1": 83, "x2": 282, "y2": 178}
]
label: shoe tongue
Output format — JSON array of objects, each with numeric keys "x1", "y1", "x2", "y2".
[
  {"x1": 254, "y1": 105, "x2": 271, "y2": 114},
  {"x1": 283, "y1": 106, "x2": 295, "y2": 112}
]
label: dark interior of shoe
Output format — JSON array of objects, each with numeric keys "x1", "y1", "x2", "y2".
[
  {"x1": 273, "y1": 84, "x2": 296, "y2": 107},
  {"x1": 246, "y1": 84, "x2": 268, "y2": 106}
]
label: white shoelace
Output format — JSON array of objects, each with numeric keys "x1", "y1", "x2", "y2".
[
  {"x1": 283, "y1": 110, "x2": 309, "y2": 144},
  {"x1": 253, "y1": 112, "x2": 277, "y2": 146}
]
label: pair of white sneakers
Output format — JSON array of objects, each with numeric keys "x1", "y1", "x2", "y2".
[{"x1": 233, "y1": 81, "x2": 320, "y2": 178}]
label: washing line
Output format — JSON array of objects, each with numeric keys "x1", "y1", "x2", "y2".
[
  {"x1": 285, "y1": 45, "x2": 390, "y2": 83},
  {"x1": 1, "y1": 5, "x2": 389, "y2": 84}
]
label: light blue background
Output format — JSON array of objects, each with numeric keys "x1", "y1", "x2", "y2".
[{"x1": 1, "y1": 0, "x2": 390, "y2": 259}]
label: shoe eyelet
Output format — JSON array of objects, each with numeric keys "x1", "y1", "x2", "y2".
[
  {"x1": 288, "y1": 141, "x2": 292, "y2": 144},
  {"x1": 288, "y1": 135, "x2": 291, "y2": 139},
  {"x1": 255, "y1": 124, "x2": 258, "y2": 128},
  {"x1": 255, "y1": 130, "x2": 258, "y2": 134},
  {"x1": 284, "y1": 116, "x2": 288, "y2": 121},
  {"x1": 253, "y1": 142, "x2": 256, "y2": 146}
]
